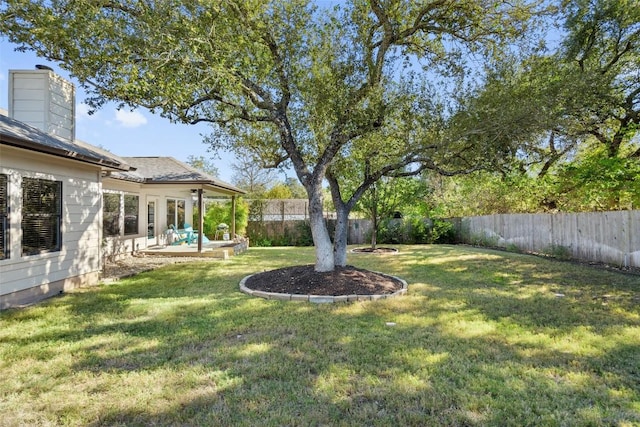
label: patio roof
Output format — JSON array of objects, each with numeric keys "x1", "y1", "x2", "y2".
[{"x1": 109, "y1": 156, "x2": 246, "y2": 196}]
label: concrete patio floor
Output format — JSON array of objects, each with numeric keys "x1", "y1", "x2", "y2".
[{"x1": 140, "y1": 239, "x2": 249, "y2": 259}]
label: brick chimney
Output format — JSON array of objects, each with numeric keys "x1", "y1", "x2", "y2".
[{"x1": 8, "y1": 66, "x2": 76, "y2": 141}]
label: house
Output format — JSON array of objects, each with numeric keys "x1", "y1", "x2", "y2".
[{"x1": 0, "y1": 67, "x2": 244, "y2": 309}]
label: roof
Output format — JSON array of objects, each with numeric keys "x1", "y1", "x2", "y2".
[
  {"x1": 0, "y1": 114, "x2": 132, "y2": 172},
  {"x1": 111, "y1": 157, "x2": 246, "y2": 195}
]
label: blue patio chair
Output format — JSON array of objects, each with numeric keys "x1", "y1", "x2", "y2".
[{"x1": 170, "y1": 224, "x2": 195, "y2": 245}]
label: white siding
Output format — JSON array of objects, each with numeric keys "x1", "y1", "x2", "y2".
[{"x1": 0, "y1": 146, "x2": 101, "y2": 296}]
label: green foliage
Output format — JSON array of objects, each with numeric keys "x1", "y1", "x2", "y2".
[
  {"x1": 293, "y1": 221, "x2": 314, "y2": 246},
  {"x1": 377, "y1": 218, "x2": 403, "y2": 245},
  {"x1": 544, "y1": 245, "x2": 573, "y2": 260},
  {"x1": 437, "y1": 0, "x2": 640, "y2": 214},
  {"x1": 375, "y1": 216, "x2": 454, "y2": 245},
  {"x1": 250, "y1": 236, "x2": 273, "y2": 247},
  {"x1": 506, "y1": 243, "x2": 522, "y2": 253},
  {"x1": 431, "y1": 218, "x2": 456, "y2": 244},
  {"x1": 199, "y1": 198, "x2": 249, "y2": 238},
  {"x1": 185, "y1": 155, "x2": 219, "y2": 177},
  {"x1": 201, "y1": 203, "x2": 226, "y2": 237},
  {"x1": 264, "y1": 183, "x2": 293, "y2": 199},
  {"x1": 284, "y1": 177, "x2": 306, "y2": 199},
  {"x1": 247, "y1": 221, "x2": 313, "y2": 247},
  {"x1": 427, "y1": 171, "x2": 554, "y2": 216},
  {"x1": 469, "y1": 232, "x2": 500, "y2": 247},
  {"x1": 427, "y1": 149, "x2": 640, "y2": 215},
  {"x1": 0, "y1": 0, "x2": 547, "y2": 271},
  {"x1": 234, "y1": 198, "x2": 249, "y2": 235},
  {"x1": 350, "y1": 176, "x2": 430, "y2": 247},
  {"x1": 555, "y1": 150, "x2": 640, "y2": 211},
  {"x1": 543, "y1": 244, "x2": 573, "y2": 260},
  {"x1": 406, "y1": 217, "x2": 431, "y2": 244},
  {"x1": 355, "y1": 177, "x2": 429, "y2": 219}
]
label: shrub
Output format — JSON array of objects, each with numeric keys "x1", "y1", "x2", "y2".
[
  {"x1": 544, "y1": 244, "x2": 572, "y2": 260},
  {"x1": 251, "y1": 237, "x2": 273, "y2": 247},
  {"x1": 407, "y1": 216, "x2": 431, "y2": 244},
  {"x1": 294, "y1": 221, "x2": 314, "y2": 246},
  {"x1": 376, "y1": 216, "x2": 456, "y2": 245},
  {"x1": 431, "y1": 218, "x2": 456, "y2": 244},
  {"x1": 246, "y1": 220, "x2": 314, "y2": 247},
  {"x1": 377, "y1": 218, "x2": 403, "y2": 245},
  {"x1": 470, "y1": 232, "x2": 499, "y2": 247},
  {"x1": 198, "y1": 198, "x2": 249, "y2": 238}
]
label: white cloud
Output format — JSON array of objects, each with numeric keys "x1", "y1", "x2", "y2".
[
  {"x1": 76, "y1": 103, "x2": 98, "y2": 121},
  {"x1": 114, "y1": 109, "x2": 147, "y2": 128}
]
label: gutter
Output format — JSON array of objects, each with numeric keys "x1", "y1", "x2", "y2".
[
  {"x1": 144, "y1": 179, "x2": 247, "y2": 195},
  {"x1": 1, "y1": 136, "x2": 132, "y2": 172}
]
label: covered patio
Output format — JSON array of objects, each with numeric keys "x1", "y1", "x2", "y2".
[{"x1": 103, "y1": 156, "x2": 247, "y2": 258}]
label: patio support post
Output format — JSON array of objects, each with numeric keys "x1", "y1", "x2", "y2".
[
  {"x1": 231, "y1": 195, "x2": 236, "y2": 239},
  {"x1": 198, "y1": 188, "x2": 204, "y2": 253}
]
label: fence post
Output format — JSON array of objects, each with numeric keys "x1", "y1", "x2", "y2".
[
  {"x1": 281, "y1": 200, "x2": 285, "y2": 235},
  {"x1": 625, "y1": 210, "x2": 631, "y2": 267}
]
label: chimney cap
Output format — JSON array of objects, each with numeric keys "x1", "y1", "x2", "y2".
[{"x1": 35, "y1": 64, "x2": 54, "y2": 71}]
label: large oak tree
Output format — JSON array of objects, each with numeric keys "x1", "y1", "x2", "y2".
[{"x1": 1, "y1": 0, "x2": 543, "y2": 271}]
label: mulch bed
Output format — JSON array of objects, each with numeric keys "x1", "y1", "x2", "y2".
[
  {"x1": 351, "y1": 247, "x2": 398, "y2": 254},
  {"x1": 244, "y1": 264, "x2": 404, "y2": 296}
]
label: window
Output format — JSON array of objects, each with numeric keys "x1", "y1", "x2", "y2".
[
  {"x1": 124, "y1": 194, "x2": 139, "y2": 235},
  {"x1": 0, "y1": 174, "x2": 8, "y2": 260},
  {"x1": 166, "y1": 199, "x2": 186, "y2": 229},
  {"x1": 22, "y1": 178, "x2": 62, "y2": 256},
  {"x1": 103, "y1": 193, "x2": 120, "y2": 237}
]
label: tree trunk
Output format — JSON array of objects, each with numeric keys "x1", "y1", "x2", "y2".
[
  {"x1": 308, "y1": 190, "x2": 334, "y2": 272},
  {"x1": 333, "y1": 205, "x2": 349, "y2": 267},
  {"x1": 371, "y1": 190, "x2": 378, "y2": 249},
  {"x1": 609, "y1": 133, "x2": 622, "y2": 158}
]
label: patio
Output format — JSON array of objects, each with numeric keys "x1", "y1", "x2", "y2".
[{"x1": 140, "y1": 239, "x2": 249, "y2": 259}]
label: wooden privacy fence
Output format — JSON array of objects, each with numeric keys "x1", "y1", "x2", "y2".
[
  {"x1": 248, "y1": 199, "x2": 370, "y2": 244},
  {"x1": 247, "y1": 219, "x2": 373, "y2": 245},
  {"x1": 453, "y1": 210, "x2": 640, "y2": 268},
  {"x1": 248, "y1": 199, "x2": 340, "y2": 222},
  {"x1": 251, "y1": 199, "x2": 310, "y2": 221}
]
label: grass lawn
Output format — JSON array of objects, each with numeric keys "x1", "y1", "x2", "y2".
[{"x1": 1, "y1": 245, "x2": 639, "y2": 426}]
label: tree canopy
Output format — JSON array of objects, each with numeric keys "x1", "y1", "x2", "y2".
[
  {"x1": 186, "y1": 155, "x2": 220, "y2": 177},
  {"x1": 1, "y1": 0, "x2": 547, "y2": 271},
  {"x1": 428, "y1": 0, "x2": 639, "y2": 214},
  {"x1": 229, "y1": 147, "x2": 278, "y2": 197}
]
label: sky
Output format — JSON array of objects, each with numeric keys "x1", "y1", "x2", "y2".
[{"x1": 0, "y1": 40, "x2": 240, "y2": 183}]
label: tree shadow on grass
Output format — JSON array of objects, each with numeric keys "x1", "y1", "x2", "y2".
[
  {"x1": 70, "y1": 298, "x2": 640, "y2": 426},
  {"x1": 397, "y1": 245, "x2": 640, "y2": 331},
  {"x1": 2, "y1": 245, "x2": 639, "y2": 425}
]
